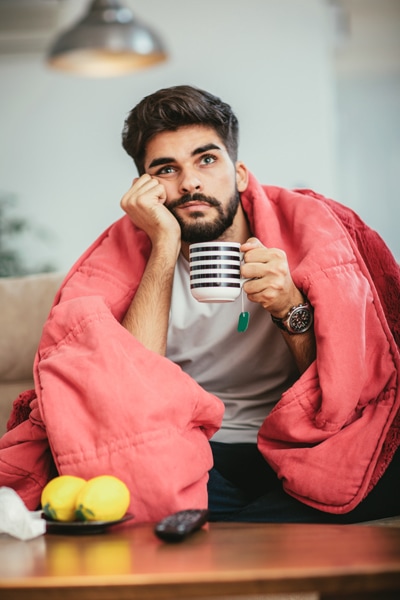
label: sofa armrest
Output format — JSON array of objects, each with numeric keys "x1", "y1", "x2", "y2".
[{"x1": 0, "y1": 272, "x2": 64, "y2": 435}]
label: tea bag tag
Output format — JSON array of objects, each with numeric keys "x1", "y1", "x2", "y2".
[
  {"x1": 237, "y1": 311, "x2": 250, "y2": 332},
  {"x1": 237, "y1": 288, "x2": 250, "y2": 332}
]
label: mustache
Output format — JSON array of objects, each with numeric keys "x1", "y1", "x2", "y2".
[{"x1": 167, "y1": 193, "x2": 221, "y2": 211}]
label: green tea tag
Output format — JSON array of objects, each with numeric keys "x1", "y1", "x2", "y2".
[
  {"x1": 237, "y1": 311, "x2": 250, "y2": 332},
  {"x1": 237, "y1": 288, "x2": 249, "y2": 332}
]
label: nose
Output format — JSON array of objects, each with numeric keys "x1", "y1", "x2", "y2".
[{"x1": 178, "y1": 170, "x2": 202, "y2": 195}]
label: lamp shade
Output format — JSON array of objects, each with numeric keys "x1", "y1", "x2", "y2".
[{"x1": 47, "y1": 0, "x2": 167, "y2": 77}]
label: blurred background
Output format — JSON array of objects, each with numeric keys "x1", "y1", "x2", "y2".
[{"x1": 0, "y1": 0, "x2": 399, "y2": 275}]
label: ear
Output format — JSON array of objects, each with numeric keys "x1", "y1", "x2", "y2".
[{"x1": 235, "y1": 161, "x2": 249, "y2": 192}]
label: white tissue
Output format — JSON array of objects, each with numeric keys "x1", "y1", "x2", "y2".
[{"x1": 0, "y1": 487, "x2": 46, "y2": 540}]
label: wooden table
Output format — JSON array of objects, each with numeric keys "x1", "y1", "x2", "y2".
[{"x1": 1, "y1": 521, "x2": 400, "y2": 600}]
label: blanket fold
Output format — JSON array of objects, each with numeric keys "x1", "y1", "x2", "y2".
[{"x1": 37, "y1": 297, "x2": 223, "y2": 521}]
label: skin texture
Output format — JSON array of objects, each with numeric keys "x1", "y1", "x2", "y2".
[{"x1": 120, "y1": 125, "x2": 315, "y2": 372}]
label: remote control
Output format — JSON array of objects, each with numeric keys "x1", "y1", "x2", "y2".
[{"x1": 154, "y1": 509, "x2": 209, "y2": 542}]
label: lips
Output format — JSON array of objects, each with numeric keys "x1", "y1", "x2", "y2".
[
  {"x1": 175, "y1": 200, "x2": 212, "y2": 212},
  {"x1": 179, "y1": 201, "x2": 213, "y2": 210}
]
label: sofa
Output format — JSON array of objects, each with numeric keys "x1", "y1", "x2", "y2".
[{"x1": 0, "y1": 271, "x2": 65, "y2": 436}]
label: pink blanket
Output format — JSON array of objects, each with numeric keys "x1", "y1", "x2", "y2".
[
  {"x1": 1, "y1": 219, "x2": 224, "y2": 519},
  {"x1": 1, "y1": 173, "x2": 399, "y2": 517}
]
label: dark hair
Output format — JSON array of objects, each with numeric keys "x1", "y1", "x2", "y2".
[{"x1": 121, "y1": 85, "x2": 239, "y2": 175}]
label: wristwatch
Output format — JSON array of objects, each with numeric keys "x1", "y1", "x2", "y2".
[{"x1": 271, "y1": 301, "x2": 313, "y2": 335}]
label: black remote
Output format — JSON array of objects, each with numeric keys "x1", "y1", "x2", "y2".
[{"x1": 154, "y1": 509, "x2": 209, "y2": 542}]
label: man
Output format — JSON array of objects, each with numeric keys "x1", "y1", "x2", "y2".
[{"x1": 1, "y1": 86, "x2": 399, "y2": 523}]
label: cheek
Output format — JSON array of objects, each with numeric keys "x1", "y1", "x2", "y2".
[
  {"x1": 220, "y1": 164, "x2": 237, "y2": 186},
  {"x1": 160, "y1": 180, "x2": 178, "y2": 201},
  {"x1": 205, "y1": 169, "x2": 235, "y2": 191}
]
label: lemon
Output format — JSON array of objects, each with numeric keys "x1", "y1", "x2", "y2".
[
  {"x1": 75, "y1": 475, "x2": 130, "y2": 522},
  {"x1": 41, "y1": 475, "x2": 87, "y2": 522}
]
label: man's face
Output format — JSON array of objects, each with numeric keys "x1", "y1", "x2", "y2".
[{"x1": 144, "y1": 125, "x2": 247, "y2": 243}]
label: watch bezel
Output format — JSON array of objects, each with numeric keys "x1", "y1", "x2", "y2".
[
  {"x1": 285, "y1": 303, "x2": 313, "y2": 334},
  {"x1": 271, "y1": 301, "x2": 313, "y2": 335}
]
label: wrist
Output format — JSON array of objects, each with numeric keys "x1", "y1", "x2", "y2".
[
  {"x1": 151, "y1": 234, "x2": 180, "y2": 261},
  {"x1": 270, "y1": 289, "x2": 305, "y2": 320}
]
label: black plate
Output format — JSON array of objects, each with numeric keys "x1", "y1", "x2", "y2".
[{"x1": 43, "y1": 513, "x2": 134, "y2": 535}]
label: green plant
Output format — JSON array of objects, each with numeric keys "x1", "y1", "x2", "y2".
[{"x1": 0, "y1": 192, "x2": 55, "y2": 277}]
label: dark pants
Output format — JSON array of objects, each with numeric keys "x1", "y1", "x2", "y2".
[{"x1": 208, "y1": 441, "x2": 400, "y2": 523}]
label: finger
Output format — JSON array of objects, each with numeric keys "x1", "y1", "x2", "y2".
[
  {"x1": 241, "y1": 261, "x2": 264, "y2": 281},
  {"x1": 242, "y1": 247, "x2": 272, "y2": 267},
  {"x1": 124, "y1": 177, "x2": 165, "y2": 205},
  {"x1": 133, "y1": 174, "x2": 159, "y2": 192},
  {"x1": 240, "y1": 237, "x2": 262, "y2": 251},
  {"x1": 139, "y1": 179, "x2": 168, "y2": 205}
]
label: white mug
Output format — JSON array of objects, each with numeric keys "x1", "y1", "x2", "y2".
[{"x1": 189, "y1": 241, "x2": 245, "y2": 302}]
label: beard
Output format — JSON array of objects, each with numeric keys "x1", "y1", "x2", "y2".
[{"x1": 166, "y1": 190, "x2": 241, "y2": 244}]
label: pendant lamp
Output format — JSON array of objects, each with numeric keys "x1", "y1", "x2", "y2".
[{"x1": 46, "y1": 0, "x2": 167, "y2": 77}]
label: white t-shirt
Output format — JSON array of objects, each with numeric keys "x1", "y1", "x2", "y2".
[{"x1": 166, "y1": 254, "x2": 299, "y2": 443}]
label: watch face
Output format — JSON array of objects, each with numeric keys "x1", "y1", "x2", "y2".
[{"x1": 288, "y1": 306, "x2": 313, "y2": 333}]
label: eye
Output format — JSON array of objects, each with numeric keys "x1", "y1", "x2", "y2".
[
  {"x1": 200, "y1": 154, "x2": 217, "y2": 166},
  {"x1": 156, "y1": 165, "x2": 176, "y2": 175}
]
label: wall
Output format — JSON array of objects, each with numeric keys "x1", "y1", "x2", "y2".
[
  {"x1": 334, "y1": 0, "x2": 400, "y2": 260},
  {"x1": 0, "y1": 0, "x2": 338, "y2": 272},
  {"x1": 1, "y1": 0, "x2": 397, "y2": 273}
]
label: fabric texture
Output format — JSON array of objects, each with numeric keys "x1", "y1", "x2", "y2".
[{"x1": 1, "y1": 173, "x2": 399, "y2": 519}]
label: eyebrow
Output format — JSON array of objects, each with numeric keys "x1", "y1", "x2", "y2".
[{"x1": 147, "y1": 143, "x2": 222, "y2": 169}]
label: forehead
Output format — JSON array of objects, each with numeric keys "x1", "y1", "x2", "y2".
[{"x1": 144, "y1": 125, "x2": 227, "y2": 167}]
